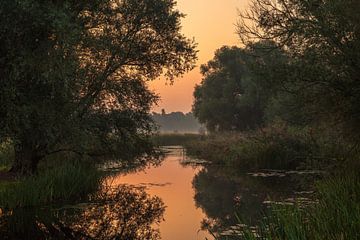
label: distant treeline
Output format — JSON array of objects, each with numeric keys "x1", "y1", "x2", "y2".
[{"x1": 152, "y1": 111, "x2": 203, "y2": 133}]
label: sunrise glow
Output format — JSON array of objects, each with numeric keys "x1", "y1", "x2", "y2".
[{"x1": 150, "y1": 0, "x2": 249, "y2": 113}]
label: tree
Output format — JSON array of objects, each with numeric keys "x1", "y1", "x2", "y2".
[
  {"x1": 238, "y1": 0, "x2": 360, "y2": 137},
  {"x1": 0, "y1": 0, "x2": 197, "y2": 174},
  {"x1": 192, "y1": 43, "x2": 286, "y2": 132},
  {"x1": 193, "y1": 46, "x2": 248, "y2": 131}
]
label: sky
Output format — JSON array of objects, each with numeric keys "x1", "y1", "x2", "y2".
[{"x1": 149, "y1": 0, "x2": 250, "y2": 113}]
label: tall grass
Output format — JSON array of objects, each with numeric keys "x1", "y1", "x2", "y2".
[
  {"x1": 0, "y1": 140, "x2": 14, "y2": 171},
  {"x1": 185, "y1": 123, "x2": 352, "y2": 171},
  {"x1": 230, "y1": 172, "x2": 360, "y2": 240},
  {"x1": 0, "y1": 162, "x2": 103, "y2": 209}
]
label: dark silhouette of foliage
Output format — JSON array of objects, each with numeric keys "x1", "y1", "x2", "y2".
[
  {"x1": 0, "y1": 0, "x2": 197, "y2": 174},
  {"x1": 192, "y1": 43, "x2": 287, "y2": 132},
  {"x1": 0, "y1": 185, "x2": 165, "y2": 240},
  {"x1": 238, "y1": 0, "x2": 360, "y2": 139}
]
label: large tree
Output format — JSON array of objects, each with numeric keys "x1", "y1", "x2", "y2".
[
  {"x1": 238, "y1": 0, "x2": 360, "y2": 137},
  {"x1": 192, "y1": 42, "x2": 286, "y2": 132},
  {"x1": 193, "y1": 46, "x2": 250, "y2": 131},
  {"x1": 0, "y1": 0, "x2": 197, "y2": 174}
]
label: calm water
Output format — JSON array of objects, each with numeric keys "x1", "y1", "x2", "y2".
[
  {"x1": 106, "y1": 147, "x2": 212, "y2": 240},
  {"x1": 106, "y1": 146, "x2": 318, "y2": 239},
  {"x1": 0, "y1": 146, "x2": 318, "y2": 239}
]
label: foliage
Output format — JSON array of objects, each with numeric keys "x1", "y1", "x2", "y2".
[
  {"x1": 0, "y1": 0, "x2": 197, "y2": 174},
  {"x1": 152, "y1": 133, "x2": 202, "y2": 147},
  {"x1": 185, "y1": 133, "x2": 245, "y2": 165},
  {"x1": 238, "y1": 0, "x2": 360, "y2": 140},
  {"x1": 185, "y1": 122, "x2": 354, "y2": 170},
  {"x1": 185, "y1": 125, "x2": 308, "y2": 170},
  {"x1": 0, "y1": 140, "x2": 13, "y2": 171},
  {"x1": 239, "y1": 172, "x2": 360, "y2": 240},
  {"x1": 0, "y1": 161, "x2": 102, "y2": 209},
  {"x1": 0, "y1": 185, "x2": 165, "y2": 240},
  {"x1": 193, "y1": 42, "x2": 288, "y2": 132},
  {"x1": 193, "y1": 46, "x2": 254, "y2": 131}
]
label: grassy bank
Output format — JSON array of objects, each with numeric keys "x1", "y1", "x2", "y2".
[
  {"x1": 185, "y1": 123, "x2": 349, "y2": 171},
  {"x1": 0, "y1": 161, "x2": 103, "y2": 209},
  {"x1": 193, "y1": 124, "x2": 360, "y2": 239}
]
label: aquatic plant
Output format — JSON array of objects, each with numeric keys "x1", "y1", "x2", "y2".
[{"x1": 215, "y1": 172, "x2": 360, "y2": 240}]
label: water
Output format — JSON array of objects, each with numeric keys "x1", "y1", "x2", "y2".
[
  {"x1": 106, "y1": 146, "x2": 212, "y2": 240},
  {"x1": 106, "y1": 146, "x2": 318, "y2": 239},
  {"x1": 0, "y1": 146, "x2": 319, "y2": 239}
]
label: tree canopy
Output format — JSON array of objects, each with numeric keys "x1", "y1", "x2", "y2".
[
  {"x1": 0, "y1": 0, "x2": 197, "y2": 174},
  {"x1": 194, "y1": 0, "x2": 360, "y2": 135},
  {"x1": 192, "y1": 42, "x2": 286, "y2": 132},
  {"x1": 238, "y1": 0, "x2": 360, "y2": 137}
]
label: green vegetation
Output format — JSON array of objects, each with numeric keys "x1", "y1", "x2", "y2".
[
  {"x1": 190, "y1": 0, "x2": 360, "y2": 238},
  {"x1": 0, "y1": 0, "x2": 359, "y2": 238},
  {"x1": 0, "y1": 185, "x2": 165, "y2": 240},
  {"x1": 152, "y1": 133, "x2": 203, "y2": 147},
  {"x1": 0, "y1": 140, "x2": 13, "y2": 171},
  {"x1": 185, "y1": 122, "x2": 352, "y2": 170},
  {"x1": 237, "y1": 172, "x2": 360, "y2": 240},
  {"x1": 0, "y1": 0, "x2": 197, "y2": 174},
  {"x1": 0, "y1": 161, "x2": 102, "y2": 209}
]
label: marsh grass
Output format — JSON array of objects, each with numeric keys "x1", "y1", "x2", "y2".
[
  {"x1": 0, "y1": 140, "x2": 14, "y2": 171},
  {"x1": 185, "y1": 123, "x2": 353, "y2": 171},
  {"x1": 184, "y1": 128, "x2": 308, "y2": 170},
  {"x1": 224, "y1": 172, "x2": 360, "y2": 240},
  {"x1": 0, "y1": 161, "x2": 103, "y2": 209}
]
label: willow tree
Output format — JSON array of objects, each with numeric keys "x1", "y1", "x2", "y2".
[
  {"x1": 0, "y1": 0, "x2": 197, "y2": 174},
  {"x1": 237, "y1": 0, "x2": 360, "y2": 138}
]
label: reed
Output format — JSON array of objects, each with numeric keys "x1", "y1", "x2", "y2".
[
  {"x1": 227, "y1": 172, "x2": 360, "y2": 240},
  {"x1": 0, "y1": 161, "x2": 103, "y2": 209}
]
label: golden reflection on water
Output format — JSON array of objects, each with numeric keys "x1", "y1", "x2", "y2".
[{"x1": 106, "y1": 147, "x2": 213, "y2": 240}]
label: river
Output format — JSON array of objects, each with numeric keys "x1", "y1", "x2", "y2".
[
  {"x1": 0, "y1": 146, "x2": 319, "y2": 240},
  {"x1": 105, "y1": 146, "x2": 318, "y2": 240}
]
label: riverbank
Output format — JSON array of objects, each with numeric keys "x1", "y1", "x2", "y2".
[
  {"x1": 184, "y1": 124, "x2": 351, "y2": 171},
  {"x1": 0, "y1": 152, "x2": 165, "y2": 239},
  {"x1": 182, "y1": 126, "x2": 360, "y2": 239},
  {"x1": 239, "y1": 171, "x2": 360, "y2": 240}
]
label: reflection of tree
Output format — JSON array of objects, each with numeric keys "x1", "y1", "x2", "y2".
[
  {"x1": 193, "y1": 166, "x2": 307, "y2": 238},
  {"x1": 0, "y1": 185, "x2": 165, "y2": 240}
]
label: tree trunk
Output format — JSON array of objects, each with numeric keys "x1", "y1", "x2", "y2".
[{"x1": 9, "y1": 142, "x2": 40, "y2": 175}]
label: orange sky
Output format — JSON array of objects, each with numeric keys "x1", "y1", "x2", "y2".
[{"x1": 149, "y1": 0, "x2": 250, "y2": 113}]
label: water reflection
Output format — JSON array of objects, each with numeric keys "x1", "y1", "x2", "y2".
[
  {"x1": 0, "y1": 185, "x2": 165, "y2": 240},
  {"x1": 0, "y1": 148, "x2": 319, "y2": 239},
  {"x1": 193, "y1": 166, "x2": 318, "y2": 239}
]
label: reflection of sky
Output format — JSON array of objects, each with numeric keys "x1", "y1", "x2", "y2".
[
  {"x1": 149, "y1": 0, "x2": 250, "y2": 113},
  {"x1": 108, "y1": 151, "x2": 212, "y2": 240}
]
